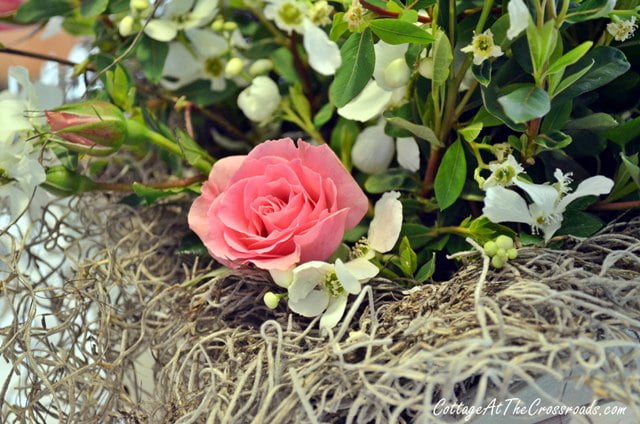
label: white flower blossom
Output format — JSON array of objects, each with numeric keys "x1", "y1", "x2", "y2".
[
  {"x1": 269, "y1": 191, "x2": 403, "y2": 330},
  {"x1": 264, "y1": 0, "x2": 308, "y2": 34},
  {"x1": 607, "y1": 17, "x2": 637, "y2": 42},
  {"x1": 483, "y1": 170, "x2": 614, "y2": 242},
  {"x1": 351, "y1": 120, "x2": 420, "y2": 174},
  {"x1": 481, "y1": 154, "x2": 525, "y2": 190},
  {"x1": 507, "y1": 0, "x2": 530, "y2": 40},
  {"x1": 0, "y1": 137, "x2": 46, "y2": 219},
  {"x1": 237, "y1": 76, "x2": 282, "y2": 123},
  {"x1": 461, "y1": 29, "x2": 503, "y2": 65},
  {"x1": 144, "y1": 0, "x2": 219, "y2": 42}
]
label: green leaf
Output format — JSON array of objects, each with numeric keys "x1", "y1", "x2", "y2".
[
  {"x1": 498, "y1": 85, "x2": 550, "y2": 124},
  {"x1": 534, "y1": 131, "x2": 572, "y2": 151},
  {"x1": 564, "y1": 113, "x2": 617, "y2": 131},
  {"x1": 176, "y1": 236, "x2": 209, "y2": 256},
  {"x1": 176, "y1": 129, "x2": 214, "y2": 166},
  {"x1": 431, "y1": 30, "x2": 453, "y2": 86},
  {"x1": 415, "y1": 253, "x2": 436, "y2": 283},
  {"x1": 288, "y1": 84, "x2": 312, "y2": 124},
  {"x1": 313, "y1": 103, "x2": 335, "y2": 128},
  {"x1": 604, "y1": 117, "x2": 640, "y2": 147},
  {"x1": 556, "y1": 210, "x2": 603, "y2": 237},
  {"x1": 137, "y1": 35, "x2": 169, "y2": 84},
  {"x1": 399, "y1": 9, "x2": 419, "y2": 23},
  {"x1": 15, "y1": 0, "x2": 73, "y2": 22},
  {"x1": 272, "y1": 47, "x2": 300, "y2": 85},
  {"x1": 526, "y1": 20, "x2": 557, "y2": 76},
  {"x1": 565, "y1": 0, "x2": 615, "y2": 23},
  {"x1": 397, "y1": 236, "x2": 418, "y2": 277},
  {"x1": 365, "y1": 169, "x2": 421, "y2": 193},
  {"x1": 330, "y1": 29, "x2": 375, "y2": 108},
  {"x1": 520, "y1": 232, "x2": 544, "y2": 246},
  {"x1": 468, "y1": 217, "x2": 516, "y2": 244},
  {"x1": 545, "y1": 41, "x2": 593, "y2": 76},
  {"x1": 434, "y1": 139, "x2": 466, "y2": 210},
  {"x1": 471, "y1": 61, "x2": 491, "y2": 87},
  {"x1": 541, "y1": 100, "x2": 572, "y2": 133},
  {"x1": 554, "y1": 47, "x2": 630, "y2": 103},
  {"x1": 549, "y1": 61, "x2": 593, "y2": 98},
  {"x1": 459, "y1": 122, "x2": 483, "y2": 142},
  {"x1": 330, "y1": 118, "x2": 359, "y2": 170},
  {"x1": 81, "y1": 0, "x2": 109, "y2": 17},
  {"x1": 330, "y1": 12, "x2": 348, "y2": 41},
  {"x1": 369, "y1": 19, "x2": 434, "y2": 45},
  {"x1": 401, "y1": 223, "x2": 435, "y2": 249},
  {"x1": 480, "y1": 84, "x2": 526, "y2": 131},
  {"x1": 620, "y1": 153, "x2": 640, "y2": 189},
  {"x1": 384, "y1": 116, "x2": 443, "y2": 147}
]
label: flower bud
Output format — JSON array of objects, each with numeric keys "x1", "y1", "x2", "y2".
[
  {"x1": 495, "y1": 248, "x2": 507, "y2": 261},
  {"x1": 211, "y1": 19, "x2": 224, "y2": 32},
  {"x1": 46, "y1": 101, "x2": 127, "y2": 156},
  {"x1": 249, "y1": 59, "x2": 274, "y2": 76},
  {"x1": 495, "y1": 235, "x2": 514, "y2": 250},
  {"x1": 483, "y1": 240, "x2": 498, "y2": 256},
  {"x1": 223, "y1": 21, "x2": 238, "y2": 31},
  {"x1": 263, "y1": 292, "x2": 281, "y2": 309},
  {"x1": 491, "y1": 255, "x2": 506, "y2": 269},
  {"x1": 225, "y1": 57, "x2": 244, "y2": 78},
  {"x1": 507, "y1": 248, "x2": 518, "y2": 260},
  {"x1": 418, "y1": 57, "x2": 434, "y2": 79},
  {"x1": 131, "y1": 0, "x2": 149, "y2": 11},
  {"x1": 42, "y1": 166, "x2": 97, "y2": 196},
  {"x1": 119, "y1": 15, "x2": 136, "y2": 37},
  {"x1": 237, "y1": 76, "x2": 281, "y2": 123}
]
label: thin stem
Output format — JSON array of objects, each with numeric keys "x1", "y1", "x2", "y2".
[
  {"x1": 454, "y1": 80, "x2": 479, "y2": 118},
  {"x1": 0, "y1": 46, "x2": 94, "y2": 70},
  {"x1": 422, "y1": 147, "x2": 443, "y2": 195},
  {"x1": 96, "y1": 175, "x2": 206, "y2": 192},
  {"x1": 474, "y1": 0, "x2": 495, "y2": 33},
  {"x1": 590, "y1": 200, "x2": 640, "y2": 211},
  {"x1": 289, "y1": 34, "x2": 313, "y2": 98}
]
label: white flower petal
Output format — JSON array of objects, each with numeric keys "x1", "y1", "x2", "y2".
[
  {"x1": 344, "y1": 257, "x2": 379, "y2": 281},
  {"x1": 319, "y1": 294, "x2": 348, "y2": 330},
  {"x1": 269, "y1": 268, "x2": 294, "y2": 288},
  {"x1": 144, "y1": 19, "x2": 179, "y2": 42},
  {"x1": 188, "y1": 0, "x2": 219, "y2": 27},
  {"x1": 288, "y1": 261, "x2": 333, "y2": 302},
  {"x1": 368, "y1": 191, "x2": 403, "y2": 253},
  {"x1": 288, "y1": 289, "x2": 330, "y2": 317},
  {"x1": 334, "y1": 258, "x2": 361, "y2": 295},
  {"x1": 164, "y1": 0, "x2": 197, "y2": 18},
  {"x1": 373, "y1": 41, "x2": 409, "y2": 91},
  {"x1": 540, "y1": 217, "x2": 562, "y2": 242},
  {"x1": 514, "y1": 181, "x2": 560, "y2": 216},
  {"x1": 303, "y1": 21, "x2": 341, "y2": 76},
  {"x1": 557, "y1": 176, "x2": 614, "y2": 212},
  {"x1": 237, "y1": 76, "x2": 282, "y2": 123},
  {"x1": 185, "y1": 28, "x2": 228, "y2": 57},
  {"x1": 161, "y1": 43, "x2": 202, "y2": 90},
  {"x1": 351, "y1": 121, "x2": 395, "y2": 174},
  {"x1": 507, "y1": 0, "x2": 530, "y2": 40},
  {"x1": 337, "y1": 79, "x2": 393, "y2": 122},
  {"x1": 0, "y1": 99, "x2": 30, "y2": 140},
  {"x1": 396, "y1": 137, "x2": 420, "y2": 172},
  {"x1": 483, "y1": 186, "x2": 534, "y2": 225}
]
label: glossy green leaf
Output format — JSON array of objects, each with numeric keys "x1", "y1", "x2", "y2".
[
  {"x1": 564, "y1": 113, "x2": 617, "y2": 131},
  {"x1": 81, "y1": 0, "x2": 109, "y2": 17},
  {"x1": 545, "y1": 41, "x2": 593, "y2": 76},
  {"x1": 556, "y1": 210, "x2": 603, "y2": 237},
  {"x1": 330, "y1": 29, "x2": 375, "y2": 108},
  {"x1": 365, "y1": 169, "x2": 421, "y2": 193},
  {"x1": 313, "y1": 103, "x2": 335, "y2": 128},
  {"x1": 526, "y1": 20, "x2": 557, "y2": 76},
  {"x1": 401, "y1": 223, "x2": 435, "y2": 249},
  {"x1": 132, "y1": 182, "x2": 199, "y2": 206},
  {"x1": 534, "y1": 131, "x2": 572, "y2": 151},
  {"x1": 431, "y1": 31, "x2": 453, "y2": 86},
  {"x1": 471, "y1": 61, "x2": 491, "y2": 87},
  {"x1": 15, "y1": 0, "x2": 73, "y2": 22},
  {"x1": 330, "y1": 118, "x2": 359, "y2": 170},
  {"x1": 604, "y1": 117, "x2": 640, "y2": 147},
  {"x1": 397, "y1": 236, "x2": 418, "y2": 277},
  {"x1": 415, "y1": 253, "x2": 436, "y2": 283},
  {"x1": 369, "y1": 19, "x2": 434, "y2": 45},
  {"x1": 565, "y1": 0, "x2": 615, "y2": 23},
  {"x1": 384, "y1": 116, "x2": 443, "y2": 147},
  {"x1": 272, "y1": 47, "x2": 300, "y2": 85},
  {"x1": 498, "y1": 85, "x2": 551, "y2": 123},
  {"x1": 434, "y1": 139, "x2": 466, "y2": 210},
  {"x1": 137, "y1": 35, "x2": 169, "y2": 84}
]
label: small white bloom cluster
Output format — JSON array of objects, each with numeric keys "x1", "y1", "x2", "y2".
[
  {"x1": 480, "y1": 156, "x2": 614, "y2": 242},
  {"x1": 265, "y1": 191, "x2": 403, "y2": 332},
  {"x1": 607, "y1": 16, "x2": 637, "y2": 42}
]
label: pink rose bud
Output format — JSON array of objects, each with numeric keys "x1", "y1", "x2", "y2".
[
  {"x1": 46, "y1": 101, "x2": 127, "y2": 156},
  {"x1": 188, "y1": 138, "x2": 369, "y2": 271},
  {"x1": 0, "y1": 0, "x2": 23, "y2": 16}
]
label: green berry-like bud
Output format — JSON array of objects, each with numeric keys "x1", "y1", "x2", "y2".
[
  {"x1": 223, "y1": 21, "x2": 238, "y2": 31},
  {"x1": 42, "y1": 166, "x2": 98, "y2": 197},
  {"x1": 495, "y1": 235, "x2": 514, "y2": 250},
  {"x1": 131, "y1": 0, "x2": 150, "y2": 11},
  {"x1": 491, "y1": 255, "x2": 506, "y2": 269},
  {"x1": 483, "y1": 240, "x2": 498, "y2": 256},
  {"x1": 507, "y1": 248, "x2": 518, "y2": 260},
  {"x1": 263, "y1": 292, "x2": 280, "y2": 309},
  {"x1": 225, "y1": 57, "x2": 244, "y2": 77},
  {"x1": 495, "y1": 248, "x2": 508, "y2": 261},
  {"x1": 249, "y1": 59, "x2": 274, "y2": 76},
  {"x1": 211, "y1": 19, "x2": 224, "y2": 32}
]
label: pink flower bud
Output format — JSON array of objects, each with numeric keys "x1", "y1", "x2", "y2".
[
  {"x1": 0, "y1": 0, "x2": 23, "y2": 17},
  {"x1": 46, "y1": 101, "x2": 127, "y2": 156}
]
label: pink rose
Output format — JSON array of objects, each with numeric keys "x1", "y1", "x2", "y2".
[
  {"x1": 188, "y1": 138, "x2": 368, "y2": 271},
  {"x1": 0, "y1": 0, "x2": 23, "y2": 16}
]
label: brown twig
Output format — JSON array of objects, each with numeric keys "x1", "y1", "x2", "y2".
[
  {"x1": 590, "y1": 200, "x2": 640, "y2": 211},
  {"x1": 289, "y1": 34, "x2": 313, "y2": 98},
  {"x1": 96, "y1": 175, "x2": 206, "y2": 192},
  {"x1": 422, "y1": 147, "x2": 442, "y2": 196},
  {"x1": 0, "y1": 46, "x2": 94, "y2": 70},
  {"x1": 360, "y1": 0, "x2": 432, "y2": 23}
]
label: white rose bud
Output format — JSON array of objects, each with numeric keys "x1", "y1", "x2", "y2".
[
  {"x1": 418, "y1": 57, "x2": 434, "y2": 79},
  {"x1": 237, "y1": 76, "x2": 281, "y2": 123},
  {"x1": 118, "y1": 16, "x2": 136, "y2": 37},
  {"x1": 225, "y1": 57, "x2": 244, "y2": 78},
  {"x1": 249, "y1": 59, "x2": 274, "y2": 76}
]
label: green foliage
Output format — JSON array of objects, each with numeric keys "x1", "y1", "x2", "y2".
[
  {"x1": 369, "y1": 19, "x2": 434, "y2": 45},
  {"x1": 434, "y1": 140, "x2": 466, "y2": 210},
  {"x1": 330, "y1": 29, "x2": 375, "y2": 108}
]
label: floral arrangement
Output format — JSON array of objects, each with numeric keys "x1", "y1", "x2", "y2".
[{"x1": 1, "y1": 0, "x2": 638, "y2": 332}]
